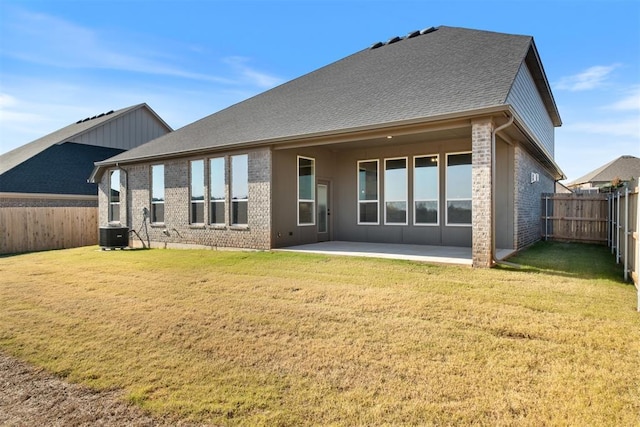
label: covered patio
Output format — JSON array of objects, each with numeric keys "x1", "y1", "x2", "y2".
[{"x1": 277, "y1": 241, "x2": 516, "y2": 266}]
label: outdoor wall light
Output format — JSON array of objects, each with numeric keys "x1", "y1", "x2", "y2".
[{"x1": 531, "y1": 172, "x2": 540, "y2": 184}]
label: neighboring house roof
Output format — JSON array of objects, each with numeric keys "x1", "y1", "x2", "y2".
[
  {"x1": 567, "y1": 155, "x2": 640, "y2": 187},
  {"x1": 96, "y1": 26, "x2": 561, "y2": 171},
  {"x1": 0, "y1": 143, "x2": 125, "y2": 195},
  {"x1": 0, "y1": 103, "x2": 171, "y2": 176}
]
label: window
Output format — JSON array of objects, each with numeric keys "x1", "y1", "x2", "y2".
[
  {"x1": 297, "y1": 156, "x2": 315, "y2": 226},
  {"x1": 108, "y1": 169, "x2": 120, "y2": 223},
  {"x1": 231, "y1": 154, "x2": 248, "y2": 225},
  {"x1": 151, "y1": 164, "x2": 165, "y2": 224},
  {"x1": 358, "y1": 160, "x2": 379, "y2": 224},
  {"x1": 384, "y1": 158, "x2": 408, "y2": 224},
  {"x1": 414, "y1": 155, "x2": 439, "y2": 225},
  {"x1": 209, "y1": 157, "x2": 225, "y2": 225},
  {"x1": 190, "y1": 160, "x2": 205, "y2": 224},
  {"x1": 446, "y1": 152, "x2": 472, "y2": 225}
]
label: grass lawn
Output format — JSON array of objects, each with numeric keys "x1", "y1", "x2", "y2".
[{"x1": 1, "y1": 241, "x2": 638, "y2": 425}]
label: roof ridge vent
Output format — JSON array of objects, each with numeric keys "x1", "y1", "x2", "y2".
[
  {"x1": 75, "y1": 109, "x2": 116, "y2": 124},
  {"x1": 406, "y1": 30, "x2": 421, "y2": 39},
  {"x1": 387, "y1": 36, "x2": 403, "y2": 44},
  {"x1": 420, "y1": 27, "x2": 437, "y2": 35},
  {"x1": 370, "y1": 41, "x2": 384, "y2": 49}
]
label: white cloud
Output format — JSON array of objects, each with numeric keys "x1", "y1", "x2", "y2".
[
  {"x1": 564, "y1": 118, "x2": 640, "y2": 138},
  {"x1": 554, "y1": 64, "x2": 620, "y2": 91},
  {"x1": 606, "y1": 86, "x2": 640, "y2": 111},
  {"x1": 224, "y1": 57, "x2": 284, "y2": 88},
  {"x1": 0, "y1": 8, "x2": 279, "y2": 87}
]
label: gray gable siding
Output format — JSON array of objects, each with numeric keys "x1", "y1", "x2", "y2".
[
  {"x1": 506, "y1": 62, "x2": 555, "y2": 156},
  {"x1": 70, "y1": 107, "x2": 170, "y2": 151}
]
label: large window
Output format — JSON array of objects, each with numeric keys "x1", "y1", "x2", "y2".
[
  {"x1": 358, "y1": 160, "x2": 379, "y2": 224},
  {"x1": 109, "y1": 169, "x2": 120, "y2": 223},
  {"x1": 151, "y1": 164, "x2": 164, "y2": 224},
  {"x1": 231, "y1": 154, "x2": 248, "y2": 225},
  {"x1": 297, "y1": 156, "x2": 315, "y2": 226},
  {"x1": 209, "y1": 157, "x2": 225, "y2": 225},
  {"x1": 414, "y1": 155, "x2": 439, "y2": 225},
  {"x1": 446, "y1": 152, "x2": 472, "y2": 225},
  {"x1": 384, "y1": 158, "x2": 408, "y2": 224},
  {"x1": 190, "y1": 160, "x2": 205, "y2": 224}
]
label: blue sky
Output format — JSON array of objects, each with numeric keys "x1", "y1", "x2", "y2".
[{"x1": 1, "y1": 0, "x2": 638, "y2": 182}]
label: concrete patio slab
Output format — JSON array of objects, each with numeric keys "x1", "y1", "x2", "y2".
[{"x1": 277, "y1": 241, "x2": 517, "y2": 266}]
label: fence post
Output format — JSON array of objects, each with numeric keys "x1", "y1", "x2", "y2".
[
  {"x1": 545, "y1": 195, "x2": 549, "y2": 241},
  {"x1": 624, "y1": 187, "x2": 629, "y2": 281},
  {"x1": 616, "y1": 191, "x2": 621, "y2": 263}
]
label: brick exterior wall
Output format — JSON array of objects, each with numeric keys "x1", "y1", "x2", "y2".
[
  {"x1": 514, "y1": 144, "x2": 554, "y2": 249},
  {"x1": 99, "y1": 148, "x2": 272, "y2": 250},
  {"x1": 471, "y1": 119, "x2": 494, "y2": 268}
]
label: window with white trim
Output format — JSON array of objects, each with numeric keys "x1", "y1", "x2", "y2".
[
  {"x1": 297, "y1": 156, "x2": 315, "y2": 226},
  {"x1": 414, "y1": 155, "x2": 439, "y2": 225},
  {"x1": 357, "y1": 160, "x2": 379, "y2": 224},
  {"x1": 209, "y1": 157, "x2": 225, "y2": 225},
  {"x1": 108, "y1": 169, "x2": 120, "y2": 223},
  {"x1": 190, "y1": 160, "x2": 205, "y2": 224},
  {"x1": 151, "y1": 164, "x2": 165, "y2": 224},
  {"x1": 231, "y1": 154, "x2": 248, "y2": 226},
  {"x1": 384, "y1": 157, "x2": 408, "y2": 225},
  {"x1": 446, "y1": 152, "x2": 472, "y2": 225}
]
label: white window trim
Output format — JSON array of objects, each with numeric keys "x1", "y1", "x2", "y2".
[
  {"x1": 150, "y1": 164, "x2": 165, "y2": 224},
  {"x1": 108, "y1": 169, "x2": 120, "y2": 224},
  {"x1": 445, "y1": 151, "x2": 472, "y2": 227},
  {"x1": 230, "y1": 154, "x2": 248, "y2": 227},
  {"x1": 413, "y1": 154, "x2": 439, "y2": 226},
  {"x1": 209, "y1": 157, "x2": 226, "y2": 226},
  {"x1": 384, "y1": 157, "x2": 408, "y2": 226},
  {"x1": 297, "y1": 156, "x2": 316, "y2": 226},
  {"x1": 357, "y1": 159, "x2": 379, "y2": 225},
  {"x1": 190, "y1": 160, "x2": 205, "y2": 225}
]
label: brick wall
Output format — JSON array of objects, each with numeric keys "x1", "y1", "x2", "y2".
[
  {"x1": 100, "y1": 148, "x2": 272, "y2": 250},
  {"x1": 471, "y1": 119, "x2": 493, "y2": 267},
  {"x1": 514, "y1": 144, "x2": 554, "y2": 249}
]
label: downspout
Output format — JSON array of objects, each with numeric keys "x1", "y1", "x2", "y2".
[{"x1": 491, "y1": 114, "x2": 514, "y2": 267}]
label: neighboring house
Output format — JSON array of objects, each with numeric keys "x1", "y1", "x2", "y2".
[
  {"x1": 0, "y1": 103, "x2": 172, "y2": 207},
  {"x1": 91, "y1": 26, "x2": 564, "y2": 267},
  {"x1": 567, "y1": 155, "x2": 640, "y2": 193}
]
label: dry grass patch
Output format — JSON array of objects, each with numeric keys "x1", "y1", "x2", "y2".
[{"x1": 0, "y1": 242, "x2": 638, "y2": 425}]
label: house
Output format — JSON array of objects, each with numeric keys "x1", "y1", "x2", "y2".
[
  {"x1": 0, "y1": 103, "x2": 172, "y2": 207},
  {"x1": 90, "y1": 26, "x2": 564, "y2": 267},
  {"x1": 566, "y1": 155, "x2": 640, "y2": 193}
]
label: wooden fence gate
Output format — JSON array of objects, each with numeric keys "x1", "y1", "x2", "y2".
[{"x1": 541, "y1": 193, "x2": 609, "y2": 244}]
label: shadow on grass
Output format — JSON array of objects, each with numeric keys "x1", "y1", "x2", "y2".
[{"x1": 502, "y1": 241, "x2": 627, "y2": 283}]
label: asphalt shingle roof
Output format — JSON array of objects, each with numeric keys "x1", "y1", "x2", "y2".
[
  {"x1": 0, "y1": 143, "x2": 125, "y2": 195},
  {"x1": 100, "y1": 26, "x2": 557, "y2": 165},
  {"x1": 568, "y1": 155, "x2": 640, "y2": 186}
]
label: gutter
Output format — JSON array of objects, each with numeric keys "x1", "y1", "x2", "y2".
[{"x1": 491, "y1": 114, "x2": 514, "y2": 267}]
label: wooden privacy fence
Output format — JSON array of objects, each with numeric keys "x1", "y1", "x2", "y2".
[
  {"x1": 542, "y1": 193, "x2": 609, "y2": 244},
  {"x1": 610, "y1": 184, "x2": 640, "y2": 289},
  {"x1": 542, "y1": 185, "x2": 640, "y2": 310},
  {"x1": 0, "y1": 207, "x2": 98, "y2": 254}
]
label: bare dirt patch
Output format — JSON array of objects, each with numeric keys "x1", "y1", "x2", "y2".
[{"x1": 0, "y1": 352, "x2": 200, "y2": 427}]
